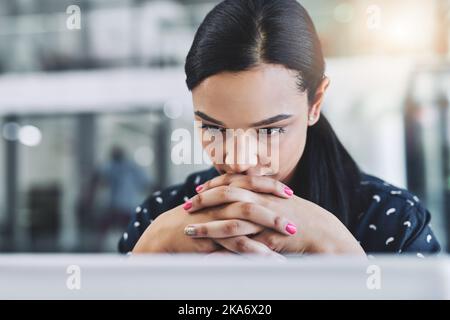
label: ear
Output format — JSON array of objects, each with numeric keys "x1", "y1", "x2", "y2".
[{"x1": 308, "y1": 77, "x2": 330, "y2": 126}]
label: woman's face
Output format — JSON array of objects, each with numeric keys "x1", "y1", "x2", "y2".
[{"x1": 192, "y1": 63, "x2": 324, "y2": 184}]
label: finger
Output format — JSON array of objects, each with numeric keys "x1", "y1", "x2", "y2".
[
  {"x1": 211, "y1": 202, "x2": 297, "y2": 236},
  {"x1": 196, "y1": 174, "x2": 235, "y2": 192},
  {"x1": 251, "y1": 230, "x2": 291, "y2": 253},
  {"x1": 191, "y1": 239, "x2": 221, "y2": 254},
  {"x1": 214, "y1": 236, "x2": 283, "y2": 258},
  {"x1": 198, "y1": 174, "x2": 293, "y2": 198},
  {"x1": 184, "y1": 185, "x2": 259, "y2": 212},
  {"x1": 184, "y1": 219, "x2": 263, "y2": 239}
]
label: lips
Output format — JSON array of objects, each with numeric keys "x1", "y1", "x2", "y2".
[{"x1": 218, "y1": 167, "x2": 278, "y2": 176}]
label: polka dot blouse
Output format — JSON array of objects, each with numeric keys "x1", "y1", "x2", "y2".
[{"x1": 118, "y1": 167, "x2": 441, "y2": 257}]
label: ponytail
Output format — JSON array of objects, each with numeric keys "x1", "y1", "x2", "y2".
[{"x1": 293, "y1": 116, "x2": 362, "y2": 226}]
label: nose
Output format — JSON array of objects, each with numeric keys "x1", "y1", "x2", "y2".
[
  {"x1": 224, "y1": 163, "x2": 254, "y2": 174},
  {"x1": 223, "y1": 130, "x2": 258, "y2": 174}
]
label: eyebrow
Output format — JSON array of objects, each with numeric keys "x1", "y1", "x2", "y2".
[
  {"x1": 251, "y1": 114, "x2": 293, "y2": 127},
  {"x1": 194, "y1": 111, "x2": 225, "y2": 126},
  {"x1": 194, "y1": 111, "x2": 293, "y2": 127}
]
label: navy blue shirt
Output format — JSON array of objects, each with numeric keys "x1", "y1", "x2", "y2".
[{"x1": 118, "y1": 167, "x2": 441, "y2": 256}]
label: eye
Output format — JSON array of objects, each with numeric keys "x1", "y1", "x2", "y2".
[
  {"x1": 259, "y1": 127, "x2": 286, "y2": 136},
  {"x1": 201, "y1": 124, "x2": 226, "y2": 134}
]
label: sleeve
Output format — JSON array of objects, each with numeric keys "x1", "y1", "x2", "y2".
[
  {"x1": 118, "y1": 198, "x2": 155, "y2": 254},
  {"x1": 356, "y1": 189, "x2": 442, "y2": 256},
  {"x1": 117, "y1": 168, "x2": 217, "y2": 254},
  {"x1": 399, "y1": 205, "x2": 441, "y2": 256},
  {"x1": 117, "y1": 185, "x2": 185, "y2": 254}
]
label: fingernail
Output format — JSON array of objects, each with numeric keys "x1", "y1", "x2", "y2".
[
  {"x1": 184, "y1": 226, "x2": 197, "y2": 236},
  {"x1": 183, "y1": 200, "x2": 193, "y2": 210},
  {"x1": 284, "y1": 186, "x2": 294, "y2": 196},
  {"x1": 195, "y1": 185, "x2": 203, "y2": 193},
  {"x1": 285, "y1": 223, "x2": 297, "y2": 235}
]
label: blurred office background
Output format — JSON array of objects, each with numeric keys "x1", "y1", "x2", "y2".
[{"x1": 0, "y1": 0, "x2": 449, "y2": 252}]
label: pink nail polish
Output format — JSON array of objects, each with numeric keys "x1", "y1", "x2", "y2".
[
  {"x1": 284, "y1": 186, "x2": 294, "y2": 196},
  {"x1": 183, "y1": 200, "x2": 193, "y2": 210},
  {"x1": 195, "y1": 185, "x2": 203, "y2": 193},
  {"x1": 285, "y1": 223, "x2": 297, "y2": 235}
]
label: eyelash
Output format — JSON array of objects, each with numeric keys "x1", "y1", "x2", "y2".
[{"x1": 200, "y1": 124, "x2": 286, "y2": 135}]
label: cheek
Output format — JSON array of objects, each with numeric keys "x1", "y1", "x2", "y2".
[
  {"x1": 279, "y1": 123, "x2": 308, "y2": 165},
  {"x1": 289, "y1": 127, "x2": 307, "y2": 152}
]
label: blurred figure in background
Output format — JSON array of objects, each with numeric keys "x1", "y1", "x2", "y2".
[{"x1": 83, "y1": 146, "x2": 153, "y2": 250}]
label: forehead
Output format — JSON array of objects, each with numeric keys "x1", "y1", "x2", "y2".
[{"x1": 192, "y1": 64, "x2": 308, "y2": 125}]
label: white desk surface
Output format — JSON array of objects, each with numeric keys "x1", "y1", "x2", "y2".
[{"x1": 0, "y1": 254, "x2": 449, "y2": 300}]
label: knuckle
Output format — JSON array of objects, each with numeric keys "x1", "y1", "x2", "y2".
[
  {"x1": 265, "y1": 235, "x2": 279, "y2": 251},
  {"x1": 223, "y1": 220, "x2": 240, "y2": 236},
  {"x1": 247, "y1": 176, "x2": 258, "y2": 189},
  {"x1": 199, "y1": 225, "x2": 208, "y2": 237},
  {"x1": 195, "y1": 193, "x2": 203, "y2": 206},
  {"x1": 196, "y1": 240, "x2": 217, "y2": 253},
  {"x1": 241, "y1": 202, "x2": 256, "y2": 218},
  {"x1": 220, "y1": 185, "x2": 234, "y2": 199},
  {"x1": 224, "y1": 174, "x2": 233, "y2": 185},
  {"x1": 235, "y1": 237, "x2": 249, "y2": 252},
  {"x1": 273, "y1": 215, "x2": 283, "y2": 229}
]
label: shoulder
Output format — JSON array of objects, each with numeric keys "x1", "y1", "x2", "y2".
[
  {"x1": 354, "y1": 173, "x2": 440, "y2": 255},
  {"x1": 357, "y1": 174, "x2": 420, "y2": 216}
]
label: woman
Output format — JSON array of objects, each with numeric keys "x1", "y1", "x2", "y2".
[{"x1": 119, "y1": 0, "x2": 440, "y2": 257}]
